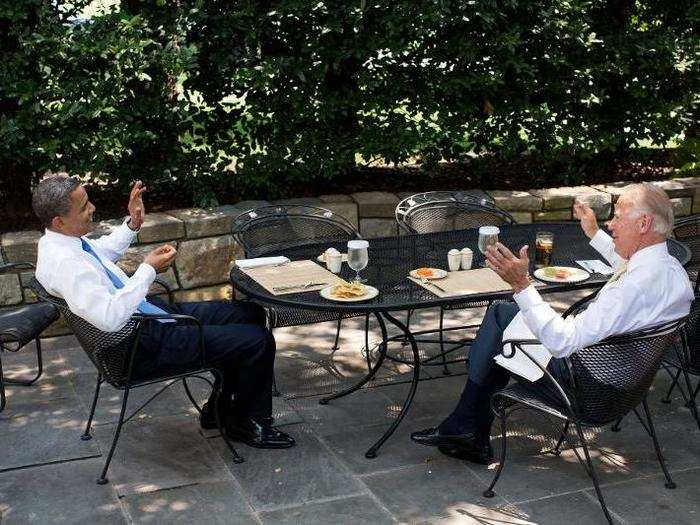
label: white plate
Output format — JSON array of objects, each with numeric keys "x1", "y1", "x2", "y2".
[
  {"x1": 409, "y1": 268, "x2": 448, "y2": 280},
  {"x1": 534, "y1": 266, "x2": 590, "y2": 283},
  {"x1": 320, "y1": 284, "x2": 379, "y2": 302},
  {"x1": 317, "y1": 253, "x2": 349, "y2": 263}
]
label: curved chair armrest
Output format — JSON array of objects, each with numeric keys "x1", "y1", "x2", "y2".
[
  {"x1": 0, "y1": 262, "x2": 36, "y2": 273},
  {"x1": 561, "y1": 289, "x2": 599, "y2": 319},
  {"x1": 149, "y1": 278, "x2": 174, "y2": 303},
  {"x1": 499, "y1": 339, "x2": 576, "y2": 419}
]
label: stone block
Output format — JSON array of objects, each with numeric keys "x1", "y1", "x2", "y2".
[
  {"x1": 173, "y1": 284, "x2": 232, "y2": 303},
  {"x1": 650, "y1": 179, "x2": 696, "y2": 198},
  {"x1": 359, "y1": 218, "x2": 398, "y2": 238},
  {"x1": 0, "y1": 273, "x2": 23, "y2": 306},
  {"x1": 351, "y1": 191, "x2": 400, "y2": 218},
  {"x1": 271, "y1": 197, "x2": 323, "y2": 207},
  {"x1": 1, "y1": 230, "x2": 41, "y2": 263},
  {"x1": 319, "y1": 194, "x2": 354, "y2": 203},
  {"x1": 318, "y1": 201, "x2": 359, "y2": 230},
  {"x1": 19, "y1": 271, "x2": 37, "y2": 303},
  {"x1": 117, "y1": 243, "x2": 179, "y2": 290},
  {"x1": 591, "y1": 181, "x2": 634, "y2": 202},
  {"x1": 175, "y1": 235, "x2": 237, "y2": 289},
  {"x1": 41, "y1": 314, "x2": 72, "y2": 337},
  {"x1": 533, "y1": 186, "x2": 611, "y2": 219},
  {"x1": 487, "y1": 190, "x2": 542, "y2": 212},
  {"x1": 168, "y1": 207, "x2": 232, "y2": 238},
  {"x1": 136, "y1": 212, "x2": 185, "y2": 243},
  {"x1": 510, "y1": 211, "x2": 533, "y2": 224},
  {"x1": 86, "y1": 217, "x2": 124, "y2": 239},
  {"x1": 672, "y1": 197, "x2": 692, "y2": 217},
  {"x1": 533, "y1": 210, "x2": 572, "y2": 221}
]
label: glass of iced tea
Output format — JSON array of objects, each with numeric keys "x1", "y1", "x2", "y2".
[{"x1": 535, "y1": 231, "x2": 554, "y2": 268}]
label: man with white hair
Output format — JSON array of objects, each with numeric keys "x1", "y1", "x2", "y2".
[{"x1": 411, "y1": 183, "x2": 693, "y2": 464}]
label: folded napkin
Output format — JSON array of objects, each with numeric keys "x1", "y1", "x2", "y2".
[
  {"x1": 495, "y1": 312, "x2": 551, "y2": 382},
  {"x1": 235, "y1": 256, "x2": 290, "y2": 269},
  {"x1": 575, "y1": 259, "x2": 614, "y2": 275}
]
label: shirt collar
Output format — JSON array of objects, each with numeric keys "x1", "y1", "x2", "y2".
[
  {"x1": 627, "y1": 241, "x2": 669, "y2": 271},
  {"x1": 43, "y1": 228, "x2": 84, "y2": 249}
]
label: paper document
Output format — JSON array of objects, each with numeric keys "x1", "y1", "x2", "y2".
[
  {"x1": 494, "y1": 312, "x2": 552, "y2": 382},
  {"x1": 235, "y1": 256, "x2": 290, "y2": 269},
  {"x1": 575, "y1": 259, "x2": 614, "y2": 275}
]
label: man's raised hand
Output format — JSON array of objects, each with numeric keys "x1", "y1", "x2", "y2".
[
  {"x1": 485, "y1": 242, "x2": 531, "y2": 293},
  {"x1": 144, "y1": 244, "x2": 176, "y2": 273},
  {"x1": 573, "y1": 199, "x2": 598, "y2": 239},
  {"x1": 127, "y1": 181, "x2": 147, "y2": 231}
]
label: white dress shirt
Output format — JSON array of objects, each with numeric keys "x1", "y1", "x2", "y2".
[
  {"x1": 505, "y1": 230, "x2": 694, "y2": 359},
  {"x1": 36, "y1": 221, "x2": 156, "y2": 332}
]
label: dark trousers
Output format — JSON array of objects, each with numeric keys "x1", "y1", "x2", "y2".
[
  {"x1": 467, "y1": 302, "x2": 569, "y2": 386},
  {"x1": 133, "y1": 297, "x2": 274, "y2": 420},
  {"x1": 443, "y1": 302, "x2": 570, "y2": 433}
]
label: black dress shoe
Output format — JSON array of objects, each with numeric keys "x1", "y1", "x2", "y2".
[
  {"x1": 410, "y1": 427, "x2": 481, "y2": 448},
  {"x1": 226, "y1": 418, "x2": 295, "y2": 449},
  {"x1": 438, "y1": 442, "x2": 493, "y2": 465}
]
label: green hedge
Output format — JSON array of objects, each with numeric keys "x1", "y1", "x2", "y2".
[{"x1": 1, "y1": 0, "x2": 698, "y2": 214}]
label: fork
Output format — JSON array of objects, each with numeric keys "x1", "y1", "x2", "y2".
[
  {"x1": 272, "y1": 281, "x2": 328, "y2": 292},
  {"x1": 421, "y1": 277, "x2": 447, "y2": 293}
]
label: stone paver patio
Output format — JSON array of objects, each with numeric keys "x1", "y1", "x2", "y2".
[{"x1": 1, "y1": 292, "x2": 699, "y2": 524}]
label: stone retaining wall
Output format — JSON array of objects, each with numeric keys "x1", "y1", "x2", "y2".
[{"x1": 2, "y1": 177, "x2": 698, "y2": 336}]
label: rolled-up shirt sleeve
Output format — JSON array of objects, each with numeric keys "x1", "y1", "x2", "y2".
[
  {"x1": 53, "y1": 257, "x2": 155, "y2": 332},
  {"x1": 512, "y1": 281, "x2": 642, "y2": 358},
  {"x1": 589, "y1": 230, "x2": 625, "y2": 269},
  {"x1": 90, "y1": 219, "x2": 138, "y2": 262}
]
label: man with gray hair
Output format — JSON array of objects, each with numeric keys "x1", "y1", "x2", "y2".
[
  {"x1": 33, "y1": 174, "x2": 295, "y2": 449},
  {"x1": 411, "y1": 183, "x2": 693, "y2": 464}
]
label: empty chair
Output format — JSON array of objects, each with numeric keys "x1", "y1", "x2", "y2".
[
  {"x1": 673, "y1": 214, "x2": 699, "y2": 290},
  {"x1": 394, "y1": 191, "x2": 516, "y2": 374},
  {"x1": 0, "y1": 260, "x2": 59, "y2": 412},
  {"x1": 232, "y1": 204, "x2": 364, "y2": 393}
]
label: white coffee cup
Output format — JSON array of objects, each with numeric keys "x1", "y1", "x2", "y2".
[
  {"x1": 448, "y1": 249, "x2": 461, "y2": 271},
  {"x1": 460, "y1": 247, "x2": 473, "y2": 270},
  {"x1": 326, "y1": 251, "x2": 343, "y2": 274}
]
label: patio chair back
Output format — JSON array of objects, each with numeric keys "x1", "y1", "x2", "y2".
[
  {"x1": 396, "y1": 191, "x2": 515, "y2": 234},
  {"x1": 673, "y1": 214, "x2": 699, "y2": 291},
  {"x1": 567, "y1": 319, "x2": 684, "y2": 425},
  {"x1": 28, "y1": 279, "x2": 138, "y2": 388},
  {"x1": 232, "y1": 205, "x2": 360, "y2": 257}
]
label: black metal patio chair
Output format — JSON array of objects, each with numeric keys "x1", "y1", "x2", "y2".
[
  {"x1": 394, "y1": 191, "x2": 516, "y2": 374},
  {"x1": 0, "y1": 261, "x2": 59, "y2": 412},
  {"x1": 232, "y1": 205, "x2": 366, "y2": 394},
  {"x1": 673, "y1": 214, "x2": 699, "y2": 292},
  {"x1": 659, "y1": 295, "x2": 700, "y2": 429},
  {"x1": 483, "y1": 318, "x2": 685, "y2": 524},
  {"x1": 27, "y1": 278, "x2": 243, "y2": 485}
]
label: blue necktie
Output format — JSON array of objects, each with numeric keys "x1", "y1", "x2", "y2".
[{"x1": 81, "y1": 239, "x2": 172, "y2": 323}]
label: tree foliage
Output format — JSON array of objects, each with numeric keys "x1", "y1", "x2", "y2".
[{"x1": 1, "y1": 0, "x2": 698, "y2": 215}]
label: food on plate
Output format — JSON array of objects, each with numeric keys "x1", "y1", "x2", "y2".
[
  {"x1": 415, "y1": 267, "x2": 436, "y2": 278},
  {"x1": 543, "y1": 267, "x2": 571, "y2": 280},
  {"x1": 330, "y1": 281, "x2": 366, "y2": 298}
]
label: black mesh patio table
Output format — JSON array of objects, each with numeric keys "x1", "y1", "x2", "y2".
[{"x1": 230, "y1": 223, "x2": 691, "y2": 458}]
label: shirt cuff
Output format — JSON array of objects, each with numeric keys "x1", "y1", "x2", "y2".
[
  {"x1": 589, "y1": 229, "x2": 612, "y2": 253},
  {"x1": 135, "y1": 262, "x2": 157, "y2": 285},
  {"x1": 512, "y1": 284, "x2": 544, "y2": 311}
]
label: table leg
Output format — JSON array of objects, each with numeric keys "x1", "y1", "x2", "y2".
[
  {"x1": 319, "y1": 311, "x2": 389, "y2": 405},
  {"x1": 364, "y1": 311, "x2": 421, "y2": 459}
]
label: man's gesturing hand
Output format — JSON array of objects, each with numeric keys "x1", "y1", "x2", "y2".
[
  {"x1": 127, "y1": 181, "x2": 147, "y2": 231},
  {"x1": 485, "y1": 242, "x2": 531, "y2": 293},
  {"x1": 573, "y1": 199, "x2": 599, "y2": 239},
  {"x1": 144, "y1": 244, "x2": 176, "y2": 273}
]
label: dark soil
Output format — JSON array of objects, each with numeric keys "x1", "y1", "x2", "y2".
[{"x1": 1, "y1": 149, "x2": 678, "y2": 233}]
